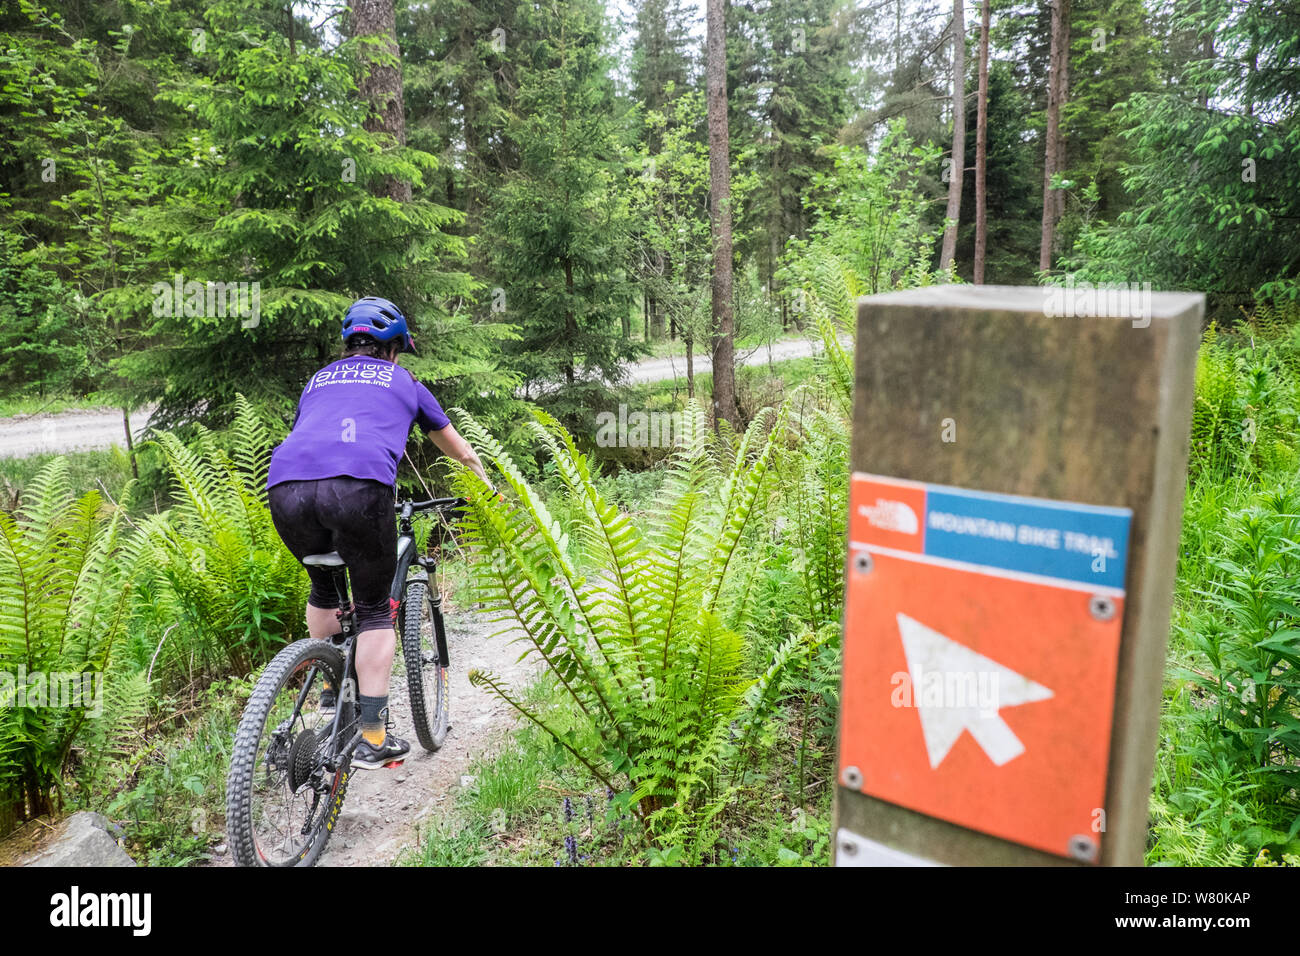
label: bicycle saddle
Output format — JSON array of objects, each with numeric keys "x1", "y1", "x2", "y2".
[{"x1": 301, "y1": 552, "x2": 345, "y2": 567}]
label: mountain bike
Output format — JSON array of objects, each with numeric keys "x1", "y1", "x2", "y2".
[{"x1": 224, "y1": 496, "x2": 464, "y2": 867}]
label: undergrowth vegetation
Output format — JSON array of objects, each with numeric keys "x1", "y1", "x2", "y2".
[
  {"x1": 0, "y1": 395, "x2": 304, "y2": 855},
  {"x1": 5, "y1": 282, "x2": 1300, "y2": 868},
  {"x1": 1152, "y1": 301, "x2": 1300, "y2": 866}
]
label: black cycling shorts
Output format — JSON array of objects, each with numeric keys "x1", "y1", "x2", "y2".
[{"x1": 268, "y1": 477, "x2": 397, "y2": 633}]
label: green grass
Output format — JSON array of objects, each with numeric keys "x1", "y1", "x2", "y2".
[
  {"x1": 397, "y1": 818, "x2": 492, "y2": 867},
  {"x1": 1141, "y1": 321, "x2": 1300, "y2": 866},
  {"x1": 402, "y1": 672, "x2": 838, "y2": 867},
  {"x1": 95, "y1": 675, "x2": 252, "y2": 867},
  {"x1": 401, "y1": 675, "x2": 646, "y2": 867},
  {"x1": 0, "y1": 391, "x2": 118, "y2": 418},
  {"x1": 0, "y1": 446, "x2": 138, "y2": 507}
]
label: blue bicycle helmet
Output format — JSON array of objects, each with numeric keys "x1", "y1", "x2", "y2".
[{"x1": 341, "y1": 296, "x2": 415, "y2": 352}]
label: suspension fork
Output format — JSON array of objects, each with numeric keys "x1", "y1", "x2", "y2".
[{"x1": 430, "y1": 588, "x2": 450, "y2": 668}]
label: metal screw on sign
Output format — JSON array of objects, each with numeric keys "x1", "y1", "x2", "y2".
[
  {"x1": 853, "y1": 552, "x2": 873, "y2": 575},
  {"x1": 842, "y1": 765, "x2": 864, "y2": 789},
  {"x1": 1088, "y1": 595, "x2": 1116, "y2": 622},
  {"x1": 1067, "y1": 834, "x2": 1099, "y2": 863},
  {"x1": 839, "y1": 837, "x2": 859, "y2": 859}
]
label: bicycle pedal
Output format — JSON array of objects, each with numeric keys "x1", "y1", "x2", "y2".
[{"x1": 383, "y1": 759, "x2": 405, "y2": 769}]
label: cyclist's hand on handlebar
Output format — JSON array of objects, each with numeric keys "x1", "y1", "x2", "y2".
[{"x1": 480, "y1": 477, "x2": 504, "y2": 505}]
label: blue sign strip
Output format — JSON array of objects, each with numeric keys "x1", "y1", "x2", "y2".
[{"x1": 921, "y1": 486, "x2": 1131, "y2": 590}]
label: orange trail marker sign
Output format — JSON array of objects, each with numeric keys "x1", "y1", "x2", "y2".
[
  {"x1": 833, "y1": 286, "x2": 1201, "y2": 867},
  {"x1": 840, "y1": 473, "x2": 1131, "y2": 861}
]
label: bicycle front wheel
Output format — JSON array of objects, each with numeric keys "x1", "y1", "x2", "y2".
[
  {"x1": 400, "y1": 579, "x2": 450, "y2": 752},
  {"x1": 225, "y1": 639, "x2": 353, "y2": 867}
]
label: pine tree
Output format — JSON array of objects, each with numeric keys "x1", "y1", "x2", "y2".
[
  {"x1": 956, "y1": 60, "x2": 1039, "y2": 283},
  {"x1": 110, "y1": 0, "x2": 478, "y2": 428},
  {"x1": 629, "y1": 0, "x2": 697, "y2": 342},
  {"x1": 485, "y1": 0, "x2": 636, "y2": 423},
  {"x1": 1066, "y1": 0, "x2": 1300, "y2": 308},
  {"x1": 350, "y1": 0, "x2": 412, "y2": 202},
  {"x1": 630, "y1": 0, "x2": 696, "y2": 150},
  {"x1": 1062, "y1": 0, "x2": 1161, "y2": 222},
  {"x1": 725, "y1": 0, "x2": 851, "y2": 324}
]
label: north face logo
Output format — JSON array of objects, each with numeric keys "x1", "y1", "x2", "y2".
[{"x1": 858, "y1": 498, "x2": 920, "y2": 535}]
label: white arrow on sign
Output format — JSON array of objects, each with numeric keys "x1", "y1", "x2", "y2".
[{"x1": 897, "y1": 612, "x2": 1054, "y2": 768}]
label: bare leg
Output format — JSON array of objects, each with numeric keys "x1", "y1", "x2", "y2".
[
  {"x1": 306, "y1": 604, "x2": 394, "y2": 695},
  {"x1": 354, "y1": 628, "x2": 396, "y2": 698},
  {"x1": 306, "y1": 603, "x2": 337, "y2": 641}
]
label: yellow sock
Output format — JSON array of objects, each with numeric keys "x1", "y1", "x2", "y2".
[{"x1": 359, "y1": 695, "x2": 388, "y2": 747}]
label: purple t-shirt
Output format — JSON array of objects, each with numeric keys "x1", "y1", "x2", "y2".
[{"x1": 266, "y1": 358, "x2": 450, "y2": 488}]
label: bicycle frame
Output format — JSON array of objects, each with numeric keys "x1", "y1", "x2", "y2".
[
  {"x1": 391, "y1": 498, "x2": 457, "y2": 671},
  {"x1": 299, "y1": 496, "x2": 461, "y2": 772},
  {"x1": 293, "y1": 565, "x2": 362, "y2": 773}
]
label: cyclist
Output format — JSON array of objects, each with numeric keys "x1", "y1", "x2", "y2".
[{"x1": 265, "y1": 296, "x2": 490, "y2": 769}]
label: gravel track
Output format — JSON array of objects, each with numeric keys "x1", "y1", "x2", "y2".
[{"x1": 0, "y1": 337, "x2": 833, "y2": 458}]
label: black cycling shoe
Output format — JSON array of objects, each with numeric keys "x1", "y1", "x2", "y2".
[
  {"x1": 352, "y1": 733, "x2": 411, "y2": 769},
  {"x1": 319, "y1": 685, "x2": 336, "y2": 718}
]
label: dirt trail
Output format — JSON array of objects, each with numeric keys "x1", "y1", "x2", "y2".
[
  {"x1": 0, "y1": 336, "x2": 841, "y2": 458},
  {"x1": 319, "y1": 611, "x2": 538, "y2": 867},
  {"x1": 0, "y1": 405, "x2": 153, "y2": 458},
  {"x1": 211, "y1": 609, "x2": 539, "y2": 868},
  {"x1": 624, "y1": 335, "x2": 838, "y2": 386}
]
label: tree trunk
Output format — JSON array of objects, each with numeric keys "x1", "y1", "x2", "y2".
[
  {"x1": 939, "y1": 0, "x2": 966, "y2": 272},
  {"x1": 1198, "y1": 9, "x2": 1213, "y2": 110},
  {"x1": 564, "y1": 256, "x2": 576, "y2": 385},
  {"x1": 685, "y1": 334, "x2": 695, "y2": 399},
  {"x1": 122, "y1": 406, "x2": 139, "y2": 480},
  {"x1": 1038, "y1": 0, "x2": 1071, "y2": 273},
  {"x1": 706, "y1": 0, "x2": 738, "y2": 429},
  {"x1": 652, "y1": 250, "x2": 669, "y2": 339},
  {"x1": 973, "y1": 0, "x2": 990, "y2": 284},
  {"x1": 771, "y1": 226, "x2": 786, "y2": 329},
  {"x1": 350, "y1": 0, "x2": 412, "y2": 203},
  {"x1": 895, "y1": 0, "x2": 902, "y2": 75}
]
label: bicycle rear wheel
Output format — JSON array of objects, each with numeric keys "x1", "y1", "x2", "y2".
[
  {"x1": 400, "y1": 579, "x2": 450, "y2": 751},
  {"x1": 225, "y1": 639, "x2": 355, "y2": 867}
]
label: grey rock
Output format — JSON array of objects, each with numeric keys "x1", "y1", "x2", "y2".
[{"x1": 22, "y1": 812, "x2": 136, "y2": 868}]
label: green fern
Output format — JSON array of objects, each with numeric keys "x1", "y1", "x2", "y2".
[
  {"x1": 451, "y1": 401, "x2": 811, "y2": 839},
  {"x1": 132, "y1": 394, "x2": 307, "y2": 683},
  {"x1": 0, "y1": 458, "x2": 132, "y2": 833}
]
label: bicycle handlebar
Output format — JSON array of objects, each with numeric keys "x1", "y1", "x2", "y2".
[{"x1": 398, "y1": 496, "x2": 466, "y2": 519}]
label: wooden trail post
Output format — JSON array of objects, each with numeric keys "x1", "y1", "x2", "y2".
[{"x1": 833, "y1": 285, "x2": 1202, "y2": 866}]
